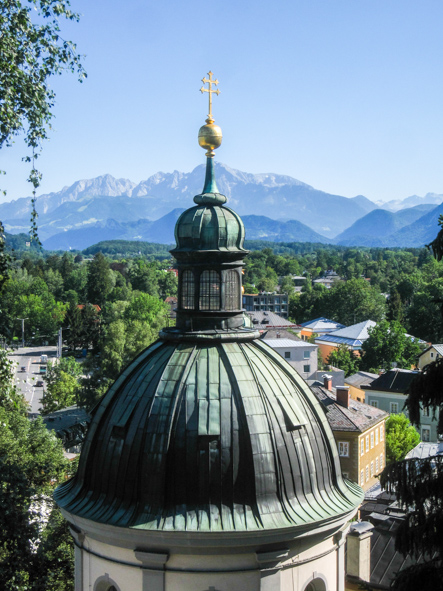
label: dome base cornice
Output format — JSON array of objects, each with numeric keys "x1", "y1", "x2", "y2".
[{"x1": 159, "y1": 327, "x2": 260, "y2": 343}]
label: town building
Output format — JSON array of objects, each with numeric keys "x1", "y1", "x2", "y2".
[
  {"x1": 42, "y1": 405, "x2": 90, "y2": 453},
  {"x1": 418, "y1": 343, "x2": 443, "y2": 369},
  {"x1": 55, "y1": 83, "x2": 362, "y2": 591},
  {"x1": 164, "y1": 295, "x2": 177, "y2": 320},
  {"x1": 313, "y1": 272, "x2": 342, "y2": 289},
  {"x1": 315, "y1": 320, "x2": 376, "y2": 361},
  {"x1": 260, "y1": 328, "x2": 318, "y2": 379},
  {"x1": 363, "y1": 368, "x2": 440, "y2": 442},
  {"x1": 242, "y1": 291, "x2": 289, "y2": 317},
  {"x1": 311, "y1": 366, "x2": 345, "y2": 389},
  {"x1": 300, "y1": 317, "x2": 346, "y2": 336},
  {"x1": 311, "y1": 379, "x2": 388, "y2": 491},
  {"x1": 245, "y1": 310, "x2": 298, "y2": 330},
  {"x1": 345, "y1": 371, "x2": 379, "y2": 403}
]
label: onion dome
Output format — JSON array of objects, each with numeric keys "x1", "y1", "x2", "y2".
[
  {"x1": 173, "y1": 161, "x2": 245, "y2": 253},
  {"x1": 55, "y1": 336, "x2": 362, "y2": 531}
]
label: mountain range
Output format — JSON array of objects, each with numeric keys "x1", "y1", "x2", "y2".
[{"x1": 1, "y1": 163, "x2": 442, "y2": 250}]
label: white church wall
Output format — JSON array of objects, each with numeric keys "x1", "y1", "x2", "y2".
[{"x1": 75, "y1": 529, "x2": 346, "y2": 591}]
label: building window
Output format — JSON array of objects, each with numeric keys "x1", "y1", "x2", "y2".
[
  {"x1": 338, "y1": 441, "x2": 349, "y2": 457},
  {"x1": 303, "y1": 350, "x2": 310, "y2": 359},
  {"x1": 365, "y1": 465, "x2": 369, "y2": 481},
  {"x1": 181, "y1": 270, "x2": 195, "y2": 309},
  {"x1": 370, "y1": 461, "x2": 374, "y2": 477},
  {"x1": 199, "y1": 270, "x2": 220, "y2": 310},
  {"x1": 423, "y1": 406, "x2": 430, "y2": 417},
  {"x1": 361, "y1": 438, "x2": 364, "y2": 456},
  {"x1": 380, "y1": 423, "x2": 384, "y2": 441},
  {"x1": 390, "y1": 402, "x2": 399, "y2": 414},
  {"x1": 303, "y1": 364, "x2": 311, "y2": 373},
  {"x1": 431, "y1": 352, "x2": 434, "y2": 358},
  {"x1": 360, "y1": 469, "x2": 364, "y2": 486},
  {"x1": 225, "y1": 270, "x2": 239, "y2": 310},
  {"x1": 284, "y1": 351, "x2": 291, "y2": 359},
  {"x1": 375, "y1": 428, "x2": 379, "y2": 445},
  {"x1": 422, "y1": 427, "x2": 431, "y2": 442},
  {"x1": 371, "y1": 431, "x2": 374, "y2": 448},
  {"x1": 376, "y1": 457, "x2": 379, "y2": 473},
  {"x1": 366, "y1": 435, "x2": 369, "y2": 452},
  {"x1": 380, "y1": 453, "x2": 384, "y2": 470},
  {"x1": 370, "y1": 400, "x2": 378, "y2": 408}
]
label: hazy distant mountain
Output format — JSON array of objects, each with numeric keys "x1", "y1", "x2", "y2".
[
  {"x1": 386, "y1": 202, "x2": 443, "y2": 247},
  {"x1": 42, "y1": 211, "x2": 332, "y2": 251},
  {"x1": 242, "y1": 216, "x2": 332, "y2": 244},
  {"x1": 378, "y1": 193, "x2": 443, "y2": 212},
  {"x1": 335, "y1": 204, "x2": 435, "y2": 246},
  {"x1": 1, "y1": 164, "x2": 377, "y2": 240}
]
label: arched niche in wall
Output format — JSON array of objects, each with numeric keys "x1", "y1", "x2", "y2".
[
  {"x1": 303, "y1": 575, "x2": 327, "y2": 591},
  {"x1": 94, "y1": 574, "x2": 121, "y2": 591}
]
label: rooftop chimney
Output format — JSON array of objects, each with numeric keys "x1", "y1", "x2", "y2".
[
  {"x1": 323, "y1": 375, "x2": 333, "y2": 391},
  {"x1": 336, "y1": 386, "x2": 350, "y2": 408},
  {"x1": 347, "y1": 522, "x2": 374, "y2": 583}
]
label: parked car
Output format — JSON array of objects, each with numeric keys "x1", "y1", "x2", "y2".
[
  {"x1": 36, "y1": 380, "x2": 44, "y2": 387},
  {"x1": 20, "y1": 366, "x2": 26, "y2": 372}
]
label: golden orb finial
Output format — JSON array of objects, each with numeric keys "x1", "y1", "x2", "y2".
[{"x1": 198, "y1": 71, "x2": 222, "y2": 158}]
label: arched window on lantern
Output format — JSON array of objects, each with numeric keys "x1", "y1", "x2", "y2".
[
  {"x1": 181, "y1": 270, "x2": 195, "y2": 309},
  {"x1": 199, "y1": 270, "x2": 220, "y2": 310},
  {"x1": 225, "y1": 270, "x2": 240, "y2": 310}
]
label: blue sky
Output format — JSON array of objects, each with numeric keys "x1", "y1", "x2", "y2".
[{"x1": 2, "y1": 0, "x2": 443, "y2": 204}]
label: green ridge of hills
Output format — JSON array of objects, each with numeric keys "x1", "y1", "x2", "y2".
[{"x1": 42, "y1": 211, "x2": 332, "y2": 251}]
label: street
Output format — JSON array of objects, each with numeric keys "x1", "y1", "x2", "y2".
[{"x1": 8, "y1": 345, "x2": 58, "y2": 415}]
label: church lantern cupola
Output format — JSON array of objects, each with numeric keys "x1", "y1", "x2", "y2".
[{"x1": 171, "y1": 72, "x2": 248, "y2": 332}]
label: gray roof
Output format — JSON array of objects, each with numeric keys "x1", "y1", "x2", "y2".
[
  {"x1": 419, "y1": 343, "x2": 443, "y2": 357},
  {"x1": 368, "y1": 519, "x2": 424, "y2": 589},
  {"x1": 264, "y1": 338, "x2": 317, "y2": 349},
  {"x1": 56, "y1": 337, "x2": 362, "y2": 532},
  {"x1": 328, "y1": 320, "x2": 376, "y2": 340},
  {"x1": 43, "y1": 405, "x2": 90, "y2": 449},
  {"x1": 300, "y1": 317, "x2": 346, "y2": 331},
  {"x1": 247, "y1": 311, "x2": 297, "y2": 327},
  {"x1": 364, "y1": 369, "x2": 418, "y2": 394},
  {"x1": 405, "y1": 441, "x2": 443, "y2": 459},
  {"x1": 310, "y1": 383, "x2": 388, "y2": 432},
  {"x1": 345, "y1": 371, "x2": 379, "y2": 389},
  {"x1": 260, "y1": 328, "x2": 302, "y2": 341},
  {"x1": 316, "y1": 320, "x2": 376, "y2": 348}
]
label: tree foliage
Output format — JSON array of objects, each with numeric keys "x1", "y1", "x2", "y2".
[
  {"x1": 385, "y1": 413, "x2": 420, "y2": 464},
  {"x1": 326, "y1": 344, "x2": 360, "y2": 377},
  {"x1": 86, "y1": 252, "x2": 114, "y2": 306},
  {"x1": 360, "y1": 320, "x2": 422, "y2": 372},
  {"x1": 0, "y1": 0, "x2": 85, "y2": 256},
  {"x1": 0, "y1": 348, "x2": 75, "y2": 590},
  {"x1": 41, "y1": 356, "x2": 82, "y2": 415}
]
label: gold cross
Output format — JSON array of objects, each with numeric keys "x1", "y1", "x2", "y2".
[{"x1": 200, "y1": 71, "x2": 220, "y2": 121}]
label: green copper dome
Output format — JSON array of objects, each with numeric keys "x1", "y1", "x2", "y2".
[
  {"x1": 55, "y1": 336, "x2": 362, "y2": 532},
  {"x1": 56, "y1": 104, "x2": 363, "y2": 540},
  {"x1": 172, "y1": 157, "x2": 246, "y2": 254},
  {"x1": 173, "y1": 204, "x2": 245, "y2": 252}
]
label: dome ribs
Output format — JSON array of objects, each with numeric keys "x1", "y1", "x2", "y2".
[{"x1": 56, "y1": 338, "x2": 363, "y2": 531}]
